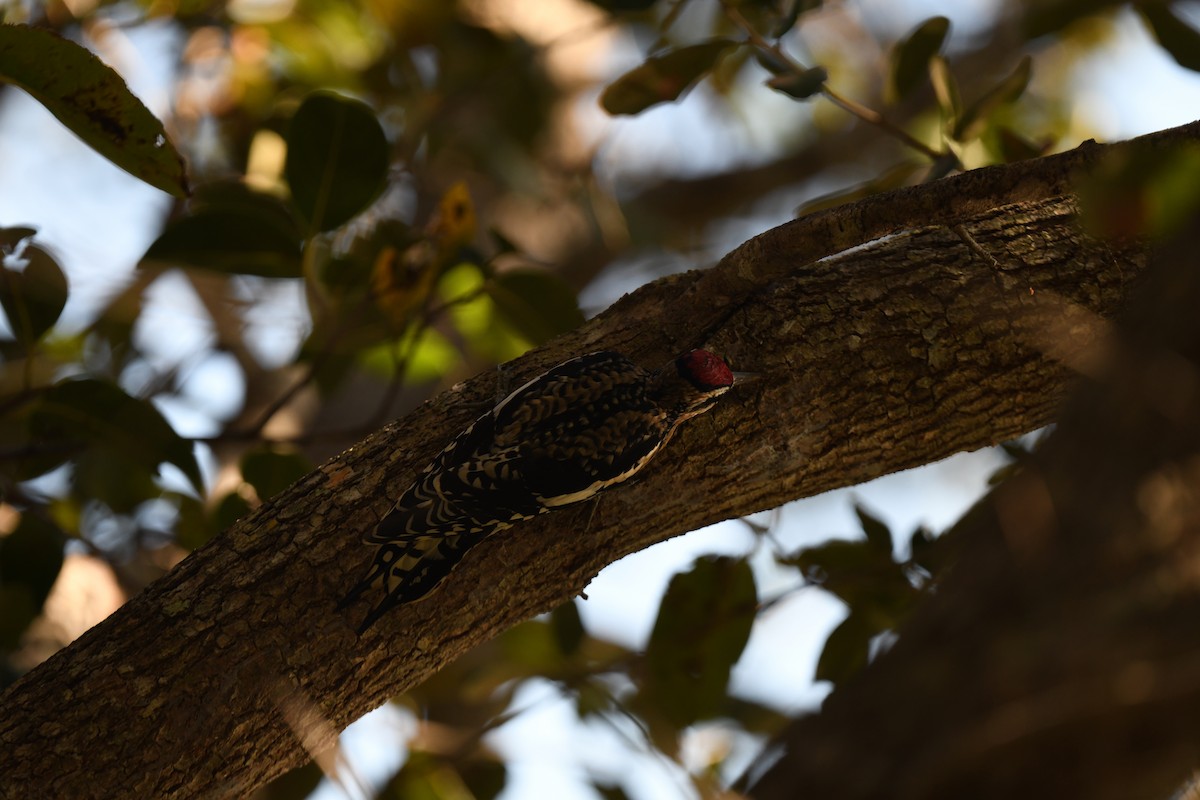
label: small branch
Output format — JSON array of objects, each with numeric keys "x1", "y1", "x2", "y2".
[{"x1": 721, "y1": 1, "x2": 949, "y2": 165}]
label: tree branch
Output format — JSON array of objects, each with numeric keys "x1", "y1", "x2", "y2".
[
  {"x1": 745, "y1": 199, "x2": 1200, "y2": 800},
  {"x1": 1, "y1": 121, "x2": 1195, "y2": 798}
]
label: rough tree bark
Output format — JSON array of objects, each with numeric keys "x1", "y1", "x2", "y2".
[
  {"x1": 0, "y1": 120, "x2": 1195, "y2": 799},
  {"x1": 746, "y1": 197, "x2": 1200, "y2": 800}
]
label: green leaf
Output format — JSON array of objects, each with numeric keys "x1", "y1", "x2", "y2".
[
  {"x1": 142, "y1": 184, "x2": 302, "y2": 278},
  {"x1": 257, "y1": 761, "x2": 323, "y2": 800},
  {"x1": 0, "y1": 245, "x2": 68, "y2": 344},
  {"x1": 0, "y1": 226, "x2": 36, "y2": 249},
  {"x1": 814, "y1": 610, "x2": 874, "y2": 685},
  {"x1": 170, "y1": 492, "x2": 216, "y2": 551},
  {"x1": 952, "y1": 56, "x2": 1031, "y2": 143},
  {"x1": 285, "y1": 91, "x2": 389, "y2": 232},
  {"x1": 785, "y1": 538, "x2": 914, "y2": 612},
  {"x1": 641, "y1": 556, "x2": 756, "y2": 729},
  {"x1": 855, "y1": 503, "x2": 893, "y2": 553},
  {"x1": 73, "y1": 448, "x2": 159, "y2": 513},
  {"x1": 600, "y1": 39, "x2": 737, "y2": 115},
  {"x1": 928, "y1": 55, "x2": 960, "y2": 126},
  {"x1": 0, "y1": 24, "x2": 187, "y2": 197},
  {"x1": 584, "y1": 0, "x2": 659, "y2": 11},
  {"x1": 31, "y1": 378, "x2": 202, "y2": 493},
  {"x1": 796, "y1": 162, "x2": 922, "y2": 216},
  {"x1": 550, "y1": 601, "x2": 585, "y2": 656},
  {"x1": 241, "y1": 446, "x2": 311, "y2": 502},
  {"x1": 0, "y1": 512, "x2": 65, "y2": 649},
  {"x1": 890, "y1": 16, "x2": 950, "y2": 101},
  {"x1": 487, "y1": 269, "x2": 584, "y2": 345},
  {"x1": 213, "y1": 491, "x2": 252, "y2": 532},
  {"x1": 765, "y1": 66, "x2": 828, "y2": 100},
  {"x1": 994, "y1": 126, "x2": 1046, "y2": 163},
  {"x1": 1139, "y1": 2, "x2": 1200, "y2": 72}
]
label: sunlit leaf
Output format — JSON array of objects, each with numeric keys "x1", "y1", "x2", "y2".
[
  {"x1": 1138, "y1": 2, "x2": 1200, "y2": 72},
  {"x1": 30, "y1": 378, "x2": 202, "y2": 492},
  {"x1": 641, "y1": 556, "x2": 756, "y2": 729},
  {"x1": 928, "y1": 55, "x2": 960, "y2": 126},
  {"x1": 600, "y1": 39, "x2": 737, "y2": 115},
  {"x1": 359, "y1": 325, "x2": 458, "y2": 383},
  {"x1": 0, "y1": 245, "x2": 68, "y2": 344},
  {"x1": 890, "y1": 16, "x2": 950, "y2": 101},
  {"x1": 0, "y1": 24, "x2": 187, "y2": 197},
  {"x1": 241, "y1": 446, "x2": 312, "y2": 502},
  {"x1": 285, "y1": 92, "x2": 389, "y2": 232}
]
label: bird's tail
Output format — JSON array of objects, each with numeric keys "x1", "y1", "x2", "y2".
[{"x1": 339, "y1": 531, "x2": 486, "y2": 634}]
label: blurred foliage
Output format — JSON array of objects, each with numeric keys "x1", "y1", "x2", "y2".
[{"x1": 1, "y1": 0, "x2": 1197, "y2": 797}]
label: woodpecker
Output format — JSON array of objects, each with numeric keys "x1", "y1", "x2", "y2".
[{"x1": 340, "y1": 349, "x2": 748, "y2": 632}]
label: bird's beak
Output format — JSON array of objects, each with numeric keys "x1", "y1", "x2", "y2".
[{"x1": 731, "y1": 371, "x2": 761, "y2": 386}]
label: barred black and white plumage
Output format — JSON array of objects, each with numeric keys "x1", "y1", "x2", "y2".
[{"x1": 340, "y1": 349, "x2": 746, "y2": 633}]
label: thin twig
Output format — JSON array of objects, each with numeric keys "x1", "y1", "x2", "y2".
[{"x1": 721, "y1": 1, "x2": 950, "y2": 165}]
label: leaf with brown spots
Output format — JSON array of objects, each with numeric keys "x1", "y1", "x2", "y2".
[{"x1": 0, "y1": 24, "x2": 188, "y2": 197}]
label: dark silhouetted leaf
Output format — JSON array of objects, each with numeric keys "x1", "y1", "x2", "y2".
[
  {"x1": 0, "y1": 245, "x2": 68, "y2": 344},
  {"x1": 170, "y1": 492, "x2": 216, "y2": 551},
  {"x1": 796, "y1": 162, "x2": 922, "y2": 217},
  {"x1": 241, "y1": 446, "x2": 311, "y2": 502},
  {"x1": 1139, "y1": 2, "x2": 1200, "y2": 72},
  {"x1": 73, "y1": 448, "x2": 158, "y2": 513},
  {"x1": 890, "y1": 16, "x2": 950, "y2": 101},
  {"x1": 815, "y1": 610, "x2": 873, "y2": 685},
  {"x1": 952, "y1": 57, "x2": 1031, "y2": 142},
  {"x1": 995, "y1": 126, "x2": 1047, "y2": 163},
  {"x1": 0, "y1": 24, "x2": 187, "y2": 196},
  {"x1": 550, "y1": 601, "x2": 585, "y2": 656},
  {"x1": 488, "y1": 269, "x2": 584, "y2": 345},
  {"x1": 0, "y1": 226, "x2": 36, "y2": 249},
  {"x1": 0, "y1": 512, "x2": 64, "y2": 649},
  {"x1": 285, "y1": 92, "x2": 389, "y2": 232},
  {"x1": 641, "y1": 556, "x2": 756, "y2": 729},
  {"x1": 855, "y1": 502, "x2": 893, "y2": 553},
  {"x1": 257, "y1": 760, "x2": 322, "y2": 800},
  {"x1": 460, "y1": 757, "x2": 507, "y2": 800},
  {"x1": 30, "y1": 379, "x2": 202, "y2": 492},
  {"x1": 595, "y1": 782, "x2": 634, "y2": 800},
  {"x1": 765, "y1": 65, "x2": 827, "y2": 100},
  {"x1": 213, "y1": 492, "x2": 251, "y2": 533},
  {"x1": 600, "y1": 39, "x2": 736, "y2": 115},
  {"x1": 143, "y1": 186, "x2": 302, "y2": 278},
  {"x1": 785, "y1": 538, "x2": 916, "y2": 613},
  {"x1": 584, "y1": 0, "x2": 659, "y2": 11}
]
